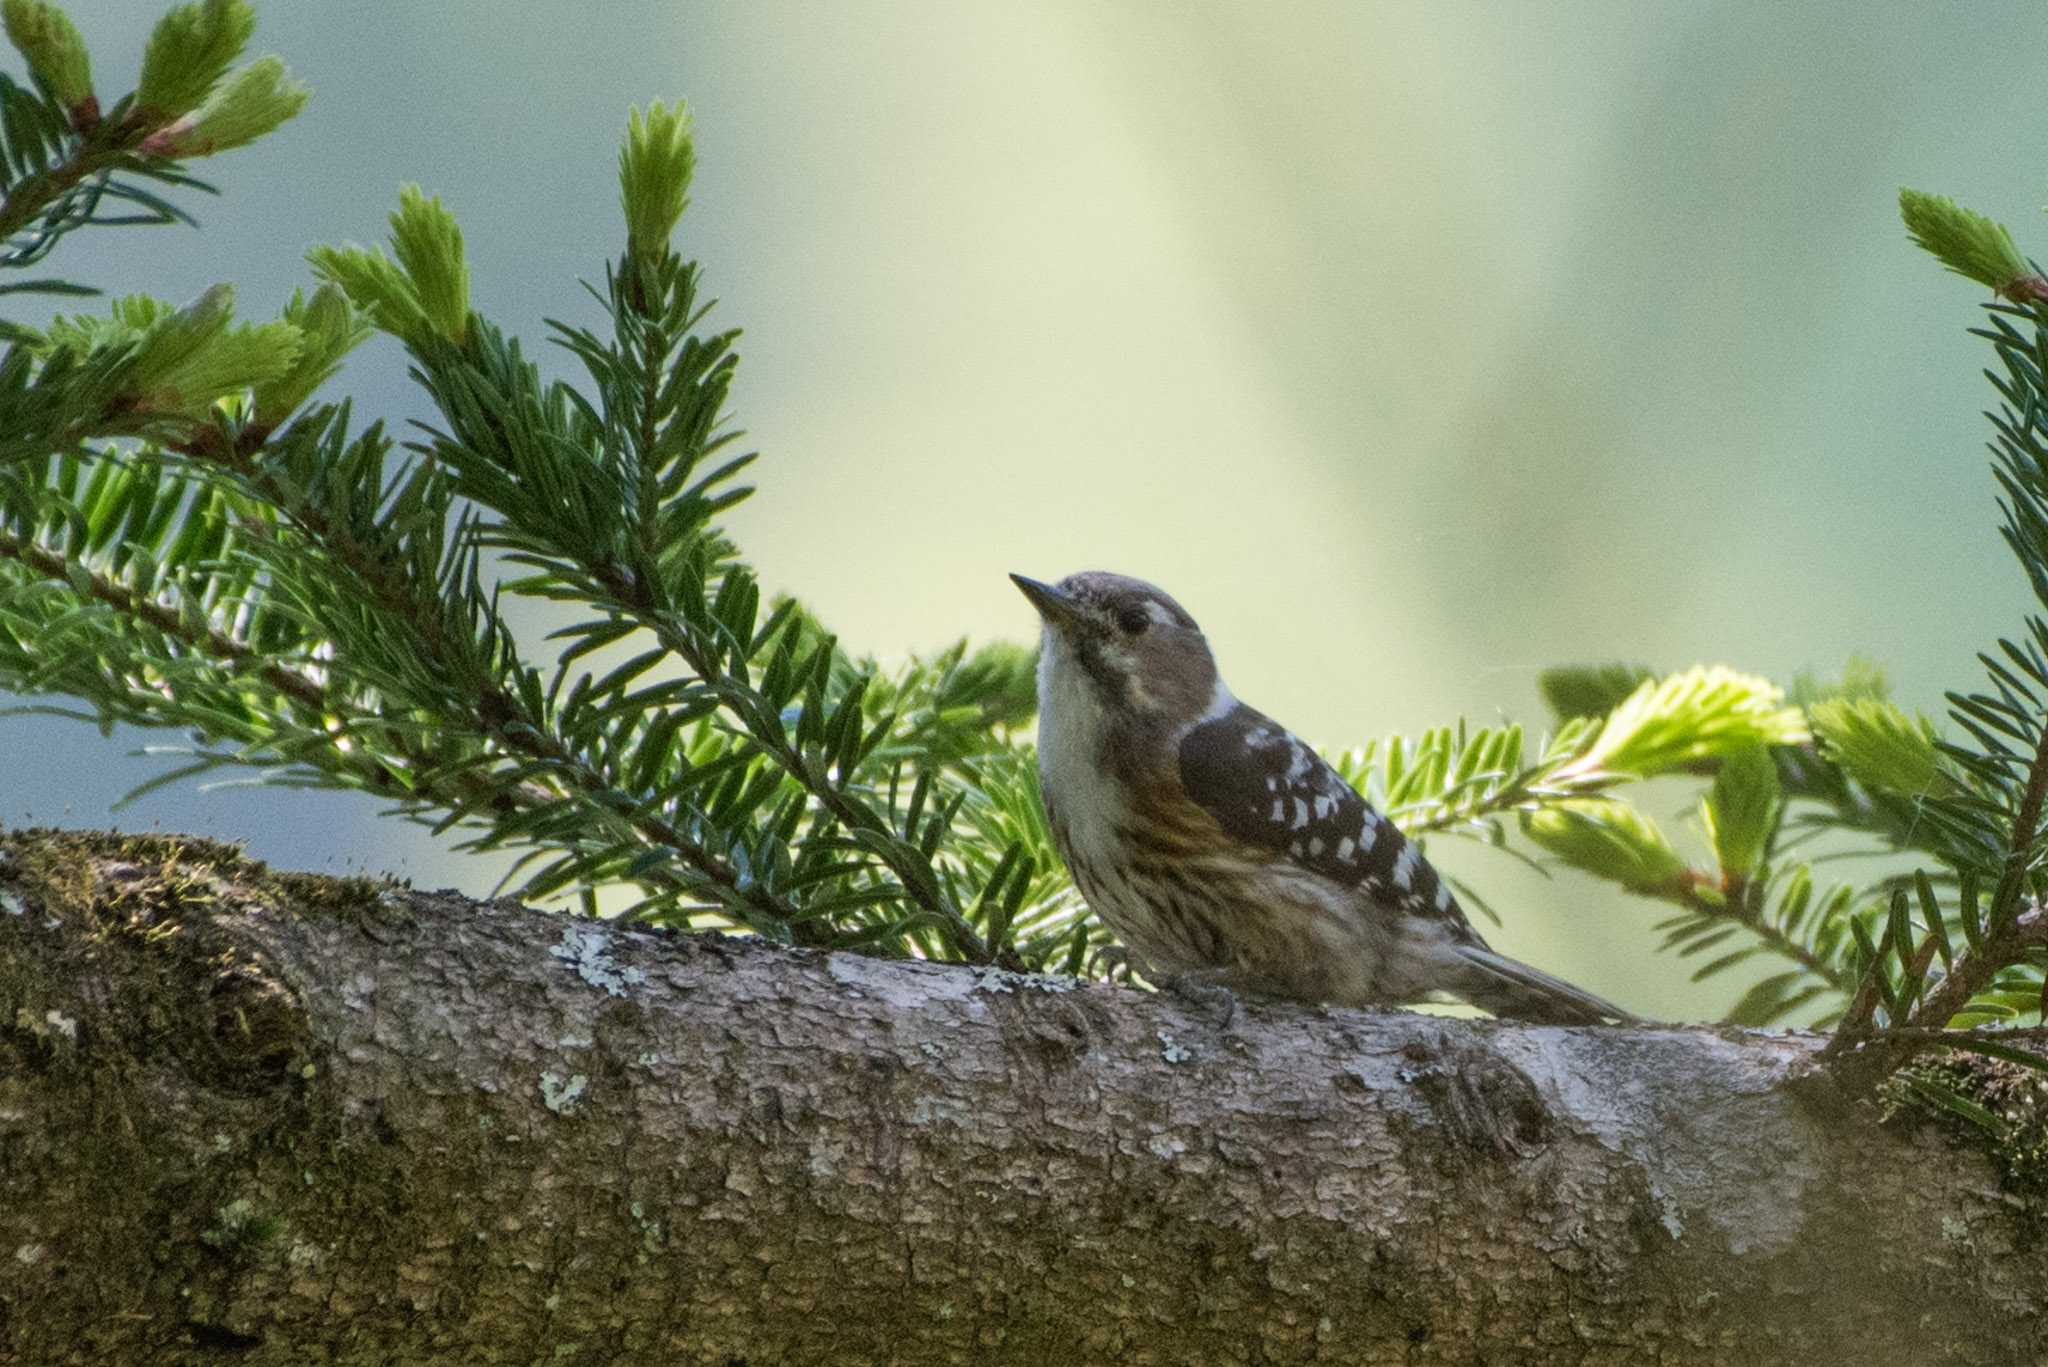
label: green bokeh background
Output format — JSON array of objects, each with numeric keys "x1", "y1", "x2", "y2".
[{"x1": 6, "y1": 3, "x2": 2044, "y2": 1021}]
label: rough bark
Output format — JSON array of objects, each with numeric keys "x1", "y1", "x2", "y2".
[{"x1": 0, "y1": 825, "x2": 2043, "y2": 1365}]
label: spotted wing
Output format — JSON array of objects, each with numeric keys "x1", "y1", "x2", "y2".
[{"x1": 1177, "y1": 703, "x2": 1468, "y2": 929}]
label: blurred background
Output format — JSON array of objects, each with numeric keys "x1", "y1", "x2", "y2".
[{"x1": 5, "y1": 2, "x2": 2044, "y2": 1020}]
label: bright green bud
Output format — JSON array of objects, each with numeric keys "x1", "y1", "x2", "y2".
[
  {"x1": 619, "y1": 100, "x2": 694, "y2": 259},
  {"x1": 37, "y1": 293, "x2": 171, "y2": 359},
  {"x1": 128, "y1": 283, "x2": 233, "y2": 383},
  {"x1": 1522, "y1": 798, "x2": 1688, "y2": 895},
  {"x1": 250, "y1": 285, "x2": 370, "y2": 426},
  {"x1": 158, "y1": 318, "x2": 300, "y2": 417},
  {"x1": 2, "y1": 0, "x2": 93, "y2": 112},
  {"x1": 170, "y1": 55, "x2": 307, "y2": 155},
  {"x1": 1809, "y1": 697, "x2": 1954, "y2": 799},
  {"x1": 1699, "y1": 744, "x2": 1779, "y2": 881},
  {"x1": 308, "y1": 186, "x2": 469, "y2": 348},
  {"x1": 306, "y1": 244, "x2": 430, "y2": 343},
  {"x1": 1900, "y1": 188, "x2": 2048, "y2": 303},
  {"x1": 136, "y1": 0, "x2": 254, "y2": 120},
  {"x1": 388, "y1": 185, "x2": 469, "y2": 344},
  {"x1": 129, "y1": 283, "x2": 300, "y2": 418},
  {"x1": 1563, "y1": 666, "x2": 1808, "y2": 780}
]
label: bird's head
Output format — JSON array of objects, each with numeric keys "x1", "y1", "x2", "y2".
[{"x1": 1011, "y1": 570, "x2": 1228, "y2": 726}]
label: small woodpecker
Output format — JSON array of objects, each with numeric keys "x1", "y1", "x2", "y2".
[{"x1": 1013, "y1": 569, "x2": 1635, "y2": 1025}]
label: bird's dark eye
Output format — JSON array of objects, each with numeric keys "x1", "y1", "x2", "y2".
[{"x1": 1115, "y1": 605, "x2": 1151, "y2": 636}]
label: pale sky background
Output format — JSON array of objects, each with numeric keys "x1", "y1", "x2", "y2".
[{"x1": 5, "y1": 3, "x2": 2044, "y2": 1020}]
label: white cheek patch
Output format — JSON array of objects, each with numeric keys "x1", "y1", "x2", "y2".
[
  {"x1": 1144, "y1": 600, "x2": 1178, "y2": 627},
  {"x1": 1089, "y1": 640, "x2": 1150, "y2": 710}
]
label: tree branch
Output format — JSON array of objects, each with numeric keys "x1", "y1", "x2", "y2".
[{"x1": 2, "y1": 825, "x2": 2041, "y2": 1365}]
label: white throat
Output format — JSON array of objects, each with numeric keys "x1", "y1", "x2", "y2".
[
  {"x1": 1034, "y1": 627, "x2": 1112, "y2": 806},
  {"x1": 1034, "y1": 629, "x2": 1236, "y2": 850}
]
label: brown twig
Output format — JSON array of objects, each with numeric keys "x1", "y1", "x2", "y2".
[
  {"x1": 1838, "y1": 1019, "x2": 2048, "y2": 1048},
  {"x1": 1909, "y1": 903, "x2": 2048, "y2": 1033},
  {"x1": 1992, "y1": 723, "x2": 2048, "y2": 932}
]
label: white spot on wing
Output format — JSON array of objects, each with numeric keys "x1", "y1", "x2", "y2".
[
  {"x1": 1336, "y1": 836, "x2": 1356, "y2": 861},
  {"x1": 1392, "y1": 844, "x2": 1419, "y2": 891},
  {"x1": 1308, "y1": 836, "x2": 1324, "y2": 856},
  {"x1": 1269, "y1": 798, "x2": 1285, "y2": 820},
  {"x1": 1292, "y1": 797, "x2": 1309, "y2": 827},
  {"x1": 1284, "y1": 742, "x2": 1311, "y2": 782},
  {"x1": 1435, "y1": 881, "x2": 1453, "y2": 911}
]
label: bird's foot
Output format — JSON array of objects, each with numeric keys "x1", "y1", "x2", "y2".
[
  {"x1": 1159, "y1": 971, "x2": 1239, "y2": 1029},
  {"x1": 1089, "y1": 943, "x2": 1141, "y2": 985},
  {"x1": 1090, "y1": 944, "x2": 1238, "y2": 1027}
]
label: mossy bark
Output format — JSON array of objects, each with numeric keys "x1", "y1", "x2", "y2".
[{"x1": 0, "y1": 825, "x2": 2042, "y2": 1364}]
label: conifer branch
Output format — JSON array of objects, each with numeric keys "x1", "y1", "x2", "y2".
[
  {"x1": 1713, "y1": 877, "x2": 1849, "y2": 992},
  {"x1": 596, "y1": 575, "x2": 997, "y2": 963},
  {"x1": 0, "y1": 139, "x2": 101, "y2": 244},
  {"x1": 0, "y1": 516, "x2": 320, "y2": 709},
  {"x1": 0, "y1": 488, "x2": 791, "y2": 924},
  {"x1": 176, "y1": 425, "x2": 811, "y2": 931}
]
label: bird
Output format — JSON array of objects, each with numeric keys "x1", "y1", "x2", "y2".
[{"x1": 1012, "y1": 569, "x2": 1635, "y2": 1025}]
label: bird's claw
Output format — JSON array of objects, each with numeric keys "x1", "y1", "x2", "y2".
[
  {"x1": 1162, "y1": 973, "x2": 1238, "y2": 1029},
  {"x1": 1089, "y1": 943, "x2": 1139, "y2": 985},
  {"x1": 1090, "y1": 944, "x2": 1238, "y2": 1028}
]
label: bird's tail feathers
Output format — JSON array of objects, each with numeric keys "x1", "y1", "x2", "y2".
[{"x1": 1451, "y1": 945, "x2": 1639, "y2": 1025}]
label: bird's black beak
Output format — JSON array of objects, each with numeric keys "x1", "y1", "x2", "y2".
[{"x1": 1010, "y1": 573, "x2": 1082, "y2": 630}]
